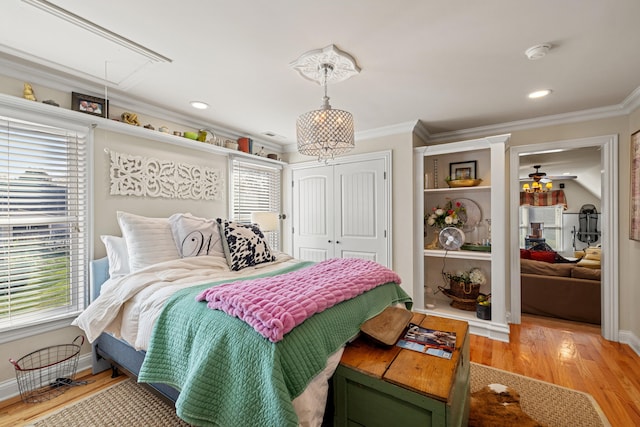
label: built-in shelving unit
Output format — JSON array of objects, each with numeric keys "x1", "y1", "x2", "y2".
[{"x1": 413, "y1": 134, "x2": 510, "y2": 342}]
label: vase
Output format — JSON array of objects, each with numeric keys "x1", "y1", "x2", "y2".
[{"x1": 425, "y1": 229, "x2": 440, "y2": 249}]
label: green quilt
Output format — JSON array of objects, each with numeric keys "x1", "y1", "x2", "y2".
[{"x1": 138, "y1": 262, "x2": 412, "y2": 426}]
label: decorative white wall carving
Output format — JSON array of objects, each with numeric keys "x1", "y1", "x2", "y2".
[{"x1": 109, "y1": 150, "x2": 223, "y2": 200}]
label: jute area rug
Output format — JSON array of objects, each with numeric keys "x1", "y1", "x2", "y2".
[
  {"x1": 28, "y1": 363, "x2": 609, "y2": 427},
  {"x1": 471, "y1": 362, "x2": 610, "y2": 427}
]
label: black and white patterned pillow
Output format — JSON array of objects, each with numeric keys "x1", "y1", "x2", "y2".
[{"x1": 217, "y1": 219, "x2": 275, "y2": 271}]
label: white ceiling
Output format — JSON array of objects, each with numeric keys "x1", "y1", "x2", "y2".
[{"x1": 2, "y1": 0, "x2": 640, "y2": 151}]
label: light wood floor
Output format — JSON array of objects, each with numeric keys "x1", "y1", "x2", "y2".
[
  {"x1": 1, "y1": 315, "x2": 638, "y2": 426},
  {"x1": 470, "y1": 315, "x2": 640, "y2": 426}
]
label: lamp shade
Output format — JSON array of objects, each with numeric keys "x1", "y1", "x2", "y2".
[
  {"x1": 296, "y1": 107, "x2": 354, "y2": 160},
  {"x1": 251, "y1": 212, "x2": 279, "y2": 232}
]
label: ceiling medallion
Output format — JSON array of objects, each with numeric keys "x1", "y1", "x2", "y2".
[{"x1": 290, "y1": 44, "x2": 361, "y2": 85}]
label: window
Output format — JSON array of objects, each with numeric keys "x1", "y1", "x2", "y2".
[
  {"x1": 519, "y1": 205, "x2": 563, "y2": 250},
  {"x1": 0, "y1": 115, "x2": 88, "y2": 334},
  {"x1": 230, "y1": 158, "x2": 281, "y2": 250}
]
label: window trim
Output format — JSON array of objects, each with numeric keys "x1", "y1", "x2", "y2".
[
  {"x1": 228, "y1": 155, "x2": 282, "y2": 250},
  {"x1": 0, "y1": 105, "x2": 93, "y2": 344}
]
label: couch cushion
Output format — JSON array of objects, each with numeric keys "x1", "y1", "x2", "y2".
[
  {"x1": 529, "y1": 251, "x2": 556, "y2": 263},
  {"x1": 572, "y1": 266, "x2": 601, "y2": 281},
  {"x1": 520, "y1": 249, "x2": 531, "y2": 259},
  {"x1": 576, "y1": 258, "x2": 601, "y2": 269},
  {"x1": 520, "y1": 258, "x2": 573, "y2": 277},
  {"x1": 584, "y1": 247, "x2": 602, "y2": 261}
]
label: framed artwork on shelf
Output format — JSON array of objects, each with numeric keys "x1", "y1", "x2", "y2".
[
  {"x1": 449, "y1": 160, "x2": 477, "y2": 180},
  {"x1": 631, "y1": 130, "x2": 640, "y2": 240},
  {"x1": 71, "y1": 92, "x2": 108, "y2": 118}
]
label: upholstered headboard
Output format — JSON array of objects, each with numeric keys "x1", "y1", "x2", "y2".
[{"x1": 90, "y1": 257, "x2": 109, "y2": 301}]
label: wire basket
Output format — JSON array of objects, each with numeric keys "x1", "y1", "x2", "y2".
[{"x1": 9, "y1": 335, "x2": 84, "y2": 403}]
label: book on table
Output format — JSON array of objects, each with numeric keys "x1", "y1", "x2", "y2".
[{"x1": 396, "y1": 323, "x2": 456, "y2": 359}]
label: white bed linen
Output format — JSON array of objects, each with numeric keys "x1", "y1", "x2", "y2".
[{"x1": 73, "y1": 252, "x2": 337, "y2": 427}]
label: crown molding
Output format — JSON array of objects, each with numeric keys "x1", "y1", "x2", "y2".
[{"x1": 427, "y1": 89, "x2": 640, "y2": 143}]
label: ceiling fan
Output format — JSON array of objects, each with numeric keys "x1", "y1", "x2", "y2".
[{"x1": 519, "y1": 165, "x2": 577, "y2": 182}]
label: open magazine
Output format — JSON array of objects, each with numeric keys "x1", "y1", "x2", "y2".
[{"x1": 396, "y1": 323, "x2": 457, "y2": 359}]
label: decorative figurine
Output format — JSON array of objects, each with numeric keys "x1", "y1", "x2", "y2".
[
  {"x1": 23, "y1": 83, "x2": 37, "y2": 101},
  {"x1": 121, "y1": 112, "x2": 140, "y2": 126},
  {"x1": 143, "y1": 124, "x2": 155, "y2": 130}
]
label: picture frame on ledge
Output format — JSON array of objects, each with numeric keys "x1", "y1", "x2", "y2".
[
  {"x1": 71, "y1": 92, "x2": 108, "y2": 118},
  {"x1": 449, "y1": 160, "x2": 477, "y2": 180}
]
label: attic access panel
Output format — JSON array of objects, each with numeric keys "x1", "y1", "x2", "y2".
[{"x1": 0, "y1": 1, "x2": 170, "y2": 89}]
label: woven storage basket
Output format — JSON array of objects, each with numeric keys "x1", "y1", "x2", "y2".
[
  {"x1": 448, "y1": 279, "x2": 480, "y2": 300},
  {"x1": 438, "y1": 280, "x2": 482, "y2": 311}
]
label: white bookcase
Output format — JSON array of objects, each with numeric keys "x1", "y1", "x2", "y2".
[{"x1": 413, "y1": 134, "x2": 510, "y2": 341}]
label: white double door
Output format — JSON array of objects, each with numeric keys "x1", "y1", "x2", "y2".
[{"x1": 292, "y1": 157, "x2": 389, "y2": 266}]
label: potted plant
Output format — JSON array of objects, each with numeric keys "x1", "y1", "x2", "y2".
[
  {"x1": 424, "y1": 200, "x2": 465, "y2": 248},
  {"x1": 476, "y1": 294, "x2": 491, "y2": 320}
]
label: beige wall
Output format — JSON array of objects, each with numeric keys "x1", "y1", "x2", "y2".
[{"x1": 92, "y1": 129, "x2": 229, "y2": 257}]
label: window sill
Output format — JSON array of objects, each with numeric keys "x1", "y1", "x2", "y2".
[{"x1": 0, "y1": 314, "x2": 80, "y2": 345}]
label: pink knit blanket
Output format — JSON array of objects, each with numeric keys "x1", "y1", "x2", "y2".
[{"x1": 195, "y1": 258, "x2": 402, "y2": 342}]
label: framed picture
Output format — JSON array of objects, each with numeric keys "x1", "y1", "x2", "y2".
[
  {"x1": 71, "y1": 92, "x2": 108, "y2": 118},
  {"x1": 630, "y1": 130, "x2": 640, "y2": 240},
  {"x1": 449, "y1": 160, "x2": 477, "y2": 180}
]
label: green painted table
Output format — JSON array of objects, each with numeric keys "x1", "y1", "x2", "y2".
[{"x1": 333, "y1": 313, "x2": 470, "y2": 426}]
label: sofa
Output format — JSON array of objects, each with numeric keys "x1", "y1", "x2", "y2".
[{"x1": 520, "y1": 250, "x2": 601, "y2": 324}]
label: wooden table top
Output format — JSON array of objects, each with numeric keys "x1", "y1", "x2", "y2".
[{"x1": 340, "y1": 313, "x2": 469, "y2": 402}]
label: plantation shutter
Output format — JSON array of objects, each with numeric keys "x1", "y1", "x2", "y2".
[
  {"x1": 231, "y1": 159, "x2": 281, "y2": 250},
  {"x1": 0, "y1": 115, "x2": 88, "y2": 330}
]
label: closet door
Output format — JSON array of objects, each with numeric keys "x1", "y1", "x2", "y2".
[
  {"x1": 333, "y1": 159, "x2": 388, "y2": 265},
  {"x1": 292, "y1": 157, "x2": 388, "y2": 266},
  {"x1": 292, "y1": 166, "x2": 334, "y2": 261}
]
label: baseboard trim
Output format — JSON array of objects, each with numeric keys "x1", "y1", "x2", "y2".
[{"x1": 619, "y1": 329, "x2": 640, "y2": 357}]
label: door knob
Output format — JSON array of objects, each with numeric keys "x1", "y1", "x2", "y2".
[
  {"x1": 328, "y1": 240, "x2": 332, "y2": 243},
  {"x1": 336, "y1": 240, "x2": 340, "y2": 244}
]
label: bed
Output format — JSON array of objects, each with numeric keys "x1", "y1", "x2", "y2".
[{"x1": 75, "y1": 212, "x2": 411, "y2": 427}]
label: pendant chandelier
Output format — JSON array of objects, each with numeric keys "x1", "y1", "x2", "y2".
[
  {"x1": 522, "y1": 165, "x2": 553, "y2": 193},
  {"x1": 291, "y1": 45, "x2": 360, "y2": 161}
]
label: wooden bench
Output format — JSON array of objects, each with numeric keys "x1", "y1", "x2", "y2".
[{"x1": 333, "y1": 313, "x2": 470, "y2": 426}]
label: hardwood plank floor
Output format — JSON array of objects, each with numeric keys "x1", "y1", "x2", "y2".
[
  {"x1": 1, "y1": 315, "x2": 638, "y2": 426},
  {"x1": 0, "y1": 369, "x2": 126, "y2": 427},
  {"x1": 470, "y1": 315, "x2": 640, "y2": 426}
]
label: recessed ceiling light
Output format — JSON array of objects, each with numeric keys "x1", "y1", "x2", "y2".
[
  {"x1": 528, "y1": 89, "x2": 552, "y2": 99},
  {"x1": 190, "y1": 101, "x2": 209, "y2": 110}
]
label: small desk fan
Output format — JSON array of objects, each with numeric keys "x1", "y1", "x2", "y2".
[{"x1": 439, "y1": 227, "x2": 465, "y2": 251}]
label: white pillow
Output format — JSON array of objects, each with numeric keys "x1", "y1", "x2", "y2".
[
  {"x1": 100, "y1": 235, "x2": 130, "y2": 278},
  {"x1": 117, "y1": 211, "x2": 180, "y2": 272},
  {"x1": 169, "y1": 213, "x2": 225, "y2": 258}
]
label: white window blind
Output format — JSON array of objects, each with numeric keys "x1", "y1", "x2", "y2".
[
  {"x1": 231, "y1": 159, "x2": 281, "y2": 250},
  {"x1": 0, "y1": 116, "x2": 88, "y2": 331}
]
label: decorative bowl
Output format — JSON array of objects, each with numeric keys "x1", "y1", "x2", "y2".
[{"x1": 447, "y1": 178, "x2": 482, "y2": 188}]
